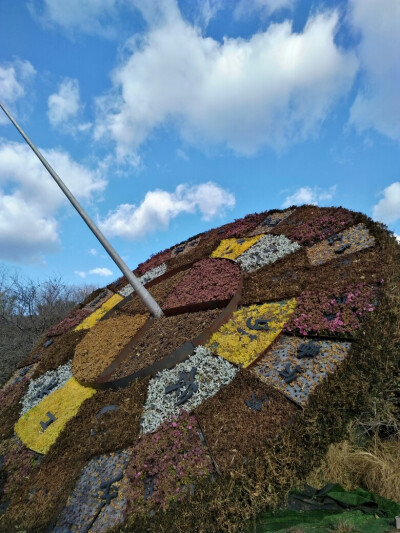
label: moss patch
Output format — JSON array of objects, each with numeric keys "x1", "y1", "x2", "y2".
[{"x1": 211, "y1": 235, "x2": 263, "y2": 260}]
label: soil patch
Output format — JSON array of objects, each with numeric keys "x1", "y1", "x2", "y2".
[
  {"x1": 252, "y1": 335, "x2": 351, "y2": 407},
  {"x1": 73, "y1": 314, "x2": 149, "y2": 383},
  {"x1": 195, "y1": 369, "x2": 299, "y2": 472},
  {"x1": 240, "y1": 248, "x2": 309, "y2": 305},
  {"x1": 272, "y1": 206, "x2": 355, "y2": 246},
  {"x1": 32, "y1": 329, "x2": 87, "y2": 378},
  {"x1": 306, "y1": 223, "x2": 375, "y2": 266},
  {"x1": 163, "y1": 259, "x2": 241, "y2": 314},
  {"x1": 110, "y1": 309, "x2": 221, "y2": 380}
]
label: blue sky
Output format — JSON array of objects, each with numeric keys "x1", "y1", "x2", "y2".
[{"x1": 0, "y1": 0, "x2": 399, "y2": 286}]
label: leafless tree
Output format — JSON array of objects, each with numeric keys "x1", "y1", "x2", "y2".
[{"x1": 0, "y1": 265, "x2": 94, "y2": 385}]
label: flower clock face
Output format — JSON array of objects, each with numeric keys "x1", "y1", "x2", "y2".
[{"x1": 0, "y1": 205, "x2": 386, "y2": 532}]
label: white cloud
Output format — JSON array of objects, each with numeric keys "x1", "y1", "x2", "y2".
[
  {"x1": 282, "y1": 185, "x2": 336, "y2": 208},
  {"x1": 89, "y1": 248, "x2": 98, "y2": 256},
  {"x1": 0, "y1": 193, "x2": 59, "y2": 262},
  {"x1": 395, "y1": 234, "x2": 400, "y2": 244},
  {"x1": 0, "y1": 139, "x2": 107, "y2": 262},
  {"x1": 349, "y1": 0, "x2": 400, "y2": 141},
  {"x1": 47, "y1": 78, "x2": 82, "y2": 127},
  {"x1": 234, "y1": 0, "x2": 297, "y2": 19},
  {"x1": 0, "y1": 59, "x2": 36, "y2": 124},
  {"x1": 74, "y1": 267, "x2": 113, "y2": 278},
  {"x1": 99, "y1": 182, "x2": 235, "y2": 240},
  {"x1": 176, "y1": 148, "x2": 189, "y2": 161},
  {"x1": 373, "y1": 182, "x2": 400, "y2": 224},
  {"x1": 29, "y1": 0, "x2": 120, "y2": 38},
  {"x1": 95, "y1": 4, "x2": 358, "y2": 157},
  {"x1": 88, "y1": 267, "x2": 113, "y2": 276}
]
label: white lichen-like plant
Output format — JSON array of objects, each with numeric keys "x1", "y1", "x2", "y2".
[
  {"x1": 237, "y1": 234, "x2": 300, "y2": 272},
  {"x1": 119, "y1": 263, "x2": 167, "y2": 297}
]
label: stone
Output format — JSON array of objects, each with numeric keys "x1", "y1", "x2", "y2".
[
  {"x1": 165, "y1": 367, "x2": 199, "y2": 406},
  {"x1": 246, "y1": 318, "x2": 270, "y2": 331},
  {"x1": 96, "y1": 405, "x2": 120, "y2": 417},
  {"x1": 43, "y1": 339, "x2": 53, "y2": 348},
  {"x1": 40, "y1": 411, "x2": 57, "y2": 431}
]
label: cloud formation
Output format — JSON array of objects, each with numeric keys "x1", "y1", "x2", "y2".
[
  {"x1": 0, "y1": 59, "x2": 36, "y2": 124},
  {"x1": 349, "y1": 0, "x2": 400, "y2": 141},
  {"x1": 95, "y1": 2, "x2": 358, "y2": 157},
  {"x1": 29, "y1": 0, "x2": 120, "y2": 38},
  {"x1": 75, "y1": 267, "x2": 113, "y2": 278},
  {"x1": 282, "y1": 185, "x2": 336, "y2": 208},
  {"x1": 0, "y1": 140, "x2": 107, "y2": 262},
  {"x1": 373, "y1": 182, "x2": 400, "y2": 224},
  {"x1": 234, "y1": 0, "x2": 297, "y2": 19},
  {"x1": 99, "y1": 182, "x2": 235, "y2": 240},
  {"x1": 47, "y1": 78, "x2": 82, "y2": 127}
]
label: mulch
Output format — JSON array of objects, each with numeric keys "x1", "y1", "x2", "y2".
[
  {"x1": 109, "y1": 309, "x2": 221, "y2": 380},
  {"x1": 195, "y1": 369, "x2": 299, "y2": 472}
]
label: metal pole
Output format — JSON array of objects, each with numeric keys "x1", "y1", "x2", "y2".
[{"x1": 0, "y1": 102, "x2": 164, "y2": 318}]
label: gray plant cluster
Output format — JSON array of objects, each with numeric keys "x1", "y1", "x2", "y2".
[
  {"x1": 237, "y1": 234, "x2": 301, "y2": 272},
  {"x1": 141, "y1": 346, "x2": 238, "y2": 434},
  {"x1": 118, "y1": 263, "x2": 167, "y2": 297}
]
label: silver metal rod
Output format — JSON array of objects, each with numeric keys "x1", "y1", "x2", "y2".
[{"x1": 0, "y1": 102, "x2": 164, "y2": 318}]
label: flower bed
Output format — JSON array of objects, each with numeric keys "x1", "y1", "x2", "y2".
[
  {"x1": 171, "y1": 237, "x2": 200, "y2": 258},
  {"x1": 54, "y1": 449, "x2": 132, "y2": 533},
  {"x1": 118, "y1": 263, "x2": 167, "y2": 298},
  {"x1": 0, "y1": 436, "x2": 42, "y2": 503},
  {"x1": 306, "y1": 249, "x2": 384, "y2": 292},
  {"x1": 211, "y1": 213, "x2": 266, "y2": 239},
  {"x1": 74, "y1": 293, "x2": 123, "y2": 331},
  {"x1": 110, "y1": 309, "x2": 221, "y2": 381},
  {"x1": 237, "y1": 234, "x2": 301, "y2": 272},
  {"x1": 73, "y1": 313, "x2": 149, "y2": 383},
  {"x1": 21, "y1": 361, "x2": 72, "y2": 415},
  {"x1": 165, "y1": 236, "x2": 219, "y2": 270},
  {"x1": 306, "y1": 223, "x2": 375, "y2": 266},
  {"x1": 162, "y1": 258, "x2": 241, "y2": 313},
  {"x1": 14, "y1": 378, "x2": 96, "y2": 454},
  {"x1": 32, "y1": 329, "x2": 87, "y2": 378},
  {"x1": 240, "y1": 248, "x2": 309, "y2": 305},
  {"x1": 126, "y1": 413, "x2": 213, "y2": 516},
  {"x1": 137, "y1": 248, "x2": 172, "y2": 276},
  {"x1": 46, "y1": 308, "x2": 92, "y2": 337},
  {"x1": 141, "y1": 346, "x2": 238, "y2": 434},
  {"x1": 273, "y1": 206, "x2": 355, "y2": 246},
  {"x1": 283, "y1": 283, "x2": 379, "y2": 337},
  {"x1": 0, "y1": 379, "x2": 29, "y2": 441},
  {"x1": 252, "y1": 335, "x2": 351, "y2": 406},
  {"x1": 247, "y1": 208, "x2": 295, "y2": 236},
  {"x1": 120, "y1": 269, "x2": 187, "y2": 316},
  {"x1": 207, "y1": 300, "x2": 297, "y2": 367},
  {"x1": 211, "y1": 235, "x2": 263, "y2": 260},
  {"x1": 195, "y1": 370, "x2": 299, "y2": 472}
]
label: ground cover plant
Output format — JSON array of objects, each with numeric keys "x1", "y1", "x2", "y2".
[
  {"x1": 109, "y1": 309, "x2": 221, "y2": 380},
  {"x1": 283, "y1": 283, "x2": 379, "y2": 337},
  {"x1": 162, "y1": 258, "x2": 241, "y2": 313},
  {"x1": 73, "y1": 313, "x2": 149, "y2": 383},
  {"x1": 45, "y1": 307, "x2": 92, "y2": 336},
  {"x1": 252, "y1": 335, "x2": 351, "y2": 406},
  {"x1": 272, "y1": 206, "x2": 356, "y2": 246},
  {"x1": 0, "y1": 205, "x2": 398, "y2": 533},
  {"x1": 247, "y1": 208, "x2": 296, "y2": 236},
  {"x1": 211, "y1": 235, "x2": 263, "y2": 260},
  {"x1": 207, "y1": 300, "x2": 297, "y2": 367},
  {"x1": 306, "y1": 223, "x2": 376, "y2": 266},
  {"x1": 117, "y1": 263, "x2": 167, "y2": 298},
  {"x1": 236, "y1": 234, "x2": 301, "y2": 272}
]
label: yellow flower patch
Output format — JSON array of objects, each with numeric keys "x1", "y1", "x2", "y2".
[
  {"x1": 211, "y1": 235, "x2": 263, "y2": 260},
  {"x1": 207, "y1": 299, "x2": 297, "y2": 367},
  {"x1": 14, "y1": 378, "x2": 95, "y2": 454},
  {"x1": 74, "y1": 293, "x2": 123, "y2": 331}
]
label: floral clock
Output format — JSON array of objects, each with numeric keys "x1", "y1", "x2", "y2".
[{"x1": 0, "y1": 204, "x2": 390, "y2": 533}]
